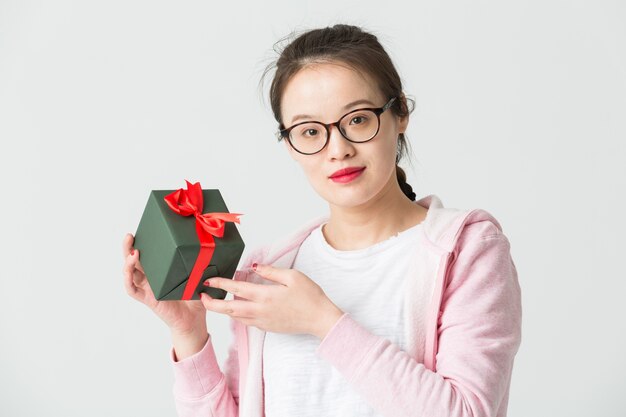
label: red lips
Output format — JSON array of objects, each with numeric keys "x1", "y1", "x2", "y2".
[{"x1": 329, "y1": 166, "x2": 365, "y2": 178}]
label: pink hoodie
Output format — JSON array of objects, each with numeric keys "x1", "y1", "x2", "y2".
[{"x1": 168, "y1": 194, "x2": 523, "y2": 417}]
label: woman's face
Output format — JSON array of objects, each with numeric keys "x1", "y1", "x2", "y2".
[{"x1": 280, "y1": 62, "x2": 408, "y2": 209}]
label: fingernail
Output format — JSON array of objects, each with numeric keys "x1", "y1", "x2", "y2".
[
  {"x1": 252, "y1": 262, "x2": 258, "y2": 271},
  {"x1": 130, "y1": 249, "x2": 135, "y2": 256},
  {"x1": 203, "y1": 279, "x2": 211, "y2": 287}
]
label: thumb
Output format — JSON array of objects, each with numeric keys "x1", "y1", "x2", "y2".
[{"x1": 253, "y1": 263, "x2": 289, "y2": 285}]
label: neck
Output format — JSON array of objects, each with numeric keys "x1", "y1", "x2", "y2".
[{"x1": 323, "y1": 176, "x2": 427, "y2": 251}]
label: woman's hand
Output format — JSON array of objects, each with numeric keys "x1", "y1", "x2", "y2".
[
  {"x1": 200, "y1": 263, "x2": 345, "y2": 340},
  {"x1": 122, "y1": 232, "x2": 207, "y2": 337}
]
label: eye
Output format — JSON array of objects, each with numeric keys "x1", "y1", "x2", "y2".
[
  {"x1": 300, "y1": 127, "x2": 319, "y2": 137},
  {"x1": 350, "y1": 115, "x2": 369, "y2": 125}
]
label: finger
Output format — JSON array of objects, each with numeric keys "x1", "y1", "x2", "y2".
[
  {"x1": 123, "y1": 233, "x2": 134, "y2": 257},
  {"x1": 128, "y1": 248, "x2": 145, "y2": 274},
  {"x1": 231, "y1": 316, "x2": 257, "y2": 328},
  {"x1": 204, "y1": 277, "x2": 269, "y2": 302},
  {"x1": 123, "y1": 257, "x2": 145, "y2": 301},
  {"x1": 124, "y1": 251, "x2": 146, "y2": 288},
  {"x1": 200, "y1": 293, "x2": 257, "y2": 318},
  {"x1": 253, "y1": 263, "x2": 291, "y2": 285},
  {"x1": 123, "y1": 235, "x2": 145, "y2": 273}
]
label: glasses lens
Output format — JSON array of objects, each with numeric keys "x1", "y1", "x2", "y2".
[
  {"x1": 340, "y1": 109, "x2": 378, "y2": 142},
  {"x1": 289, "y1": 122, "x2": 327, "y2": 154}
]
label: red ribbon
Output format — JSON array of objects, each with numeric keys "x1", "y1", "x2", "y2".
[{"x1": 164, "y1": 180, "x2": 243, "y2": 300}]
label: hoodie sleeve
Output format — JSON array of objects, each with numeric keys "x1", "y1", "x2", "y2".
[
  {"x1": 315, "y1": 219, "x2": 523, "y2": 417},
  {"x1": 169, "y1": 302, "x2": 241, "y2": 417}
]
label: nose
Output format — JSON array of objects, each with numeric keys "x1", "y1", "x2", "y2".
[{"x1": 325, "y1": 123, "x2": 355, "y2": 159}]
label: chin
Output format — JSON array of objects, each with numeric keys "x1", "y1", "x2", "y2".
[{"x1": 322, "y1": 189, "x2": 372, "y2": 208}]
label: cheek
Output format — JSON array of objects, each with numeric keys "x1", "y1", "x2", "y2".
[
  {"x1": 303, "y1": 163, "x2": 322, "y2": 182},
  {"x1": 293, "y1": 158, "x2": 319, "y2": 180},
  {"x1": 383, "y1": 131, "x2": 400, "y2": 160},
  {"x1": 298, "y1": 161, "x2": 333, "y2": 195},
  {"x1": 372, "y1": 131, "x2": 398, "y2": 163}
]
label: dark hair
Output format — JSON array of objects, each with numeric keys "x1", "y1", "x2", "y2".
[{"x1": 258, "y1": 24, "x2": 417, "y2": 201}]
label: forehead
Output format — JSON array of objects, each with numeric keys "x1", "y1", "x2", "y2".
[{"x1": 281, "y1": 63, "x2": 382, "y2": 125}]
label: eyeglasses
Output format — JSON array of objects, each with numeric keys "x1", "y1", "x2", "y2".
[{"x1": 275, "y1": 96, "x2": 398, "y2": 155}]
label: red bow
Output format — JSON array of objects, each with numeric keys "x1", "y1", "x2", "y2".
[{"x1": 164, "y1": 180, "x2": 242, "y2": 300}]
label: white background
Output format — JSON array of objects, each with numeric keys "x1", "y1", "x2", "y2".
[{"x1": 1, "y1": 1, "x2": 624, "y2": 416}]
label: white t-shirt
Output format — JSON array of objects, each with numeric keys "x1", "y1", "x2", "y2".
[{"x1": 262, "y1": 220, "x2": 424, "y2": 417}]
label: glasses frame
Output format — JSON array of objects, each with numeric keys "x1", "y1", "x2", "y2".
[{"x1": 276, "y1": 96, "x2": 398, "y2": 155}]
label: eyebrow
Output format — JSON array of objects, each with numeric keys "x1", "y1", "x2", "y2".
[{"x1": 289, "y1": 98, "x2": 376, "y2": 125}]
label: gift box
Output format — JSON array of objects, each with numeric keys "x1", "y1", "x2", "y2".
[{"x1": 133, "y1": 180, "x2": 244, "y2": 301}]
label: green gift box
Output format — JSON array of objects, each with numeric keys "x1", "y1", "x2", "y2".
[{"x1": 133, "y1": 180, "x2": 244, "y2": 301}]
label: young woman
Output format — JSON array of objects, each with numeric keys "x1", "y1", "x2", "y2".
[{"x1": 122, "y1": 24, "x2": 522, "y2": 417}]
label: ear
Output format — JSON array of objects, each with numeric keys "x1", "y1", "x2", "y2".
[{"x1": 397, "y1": 93, "x2": 410, "y2": 133}]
